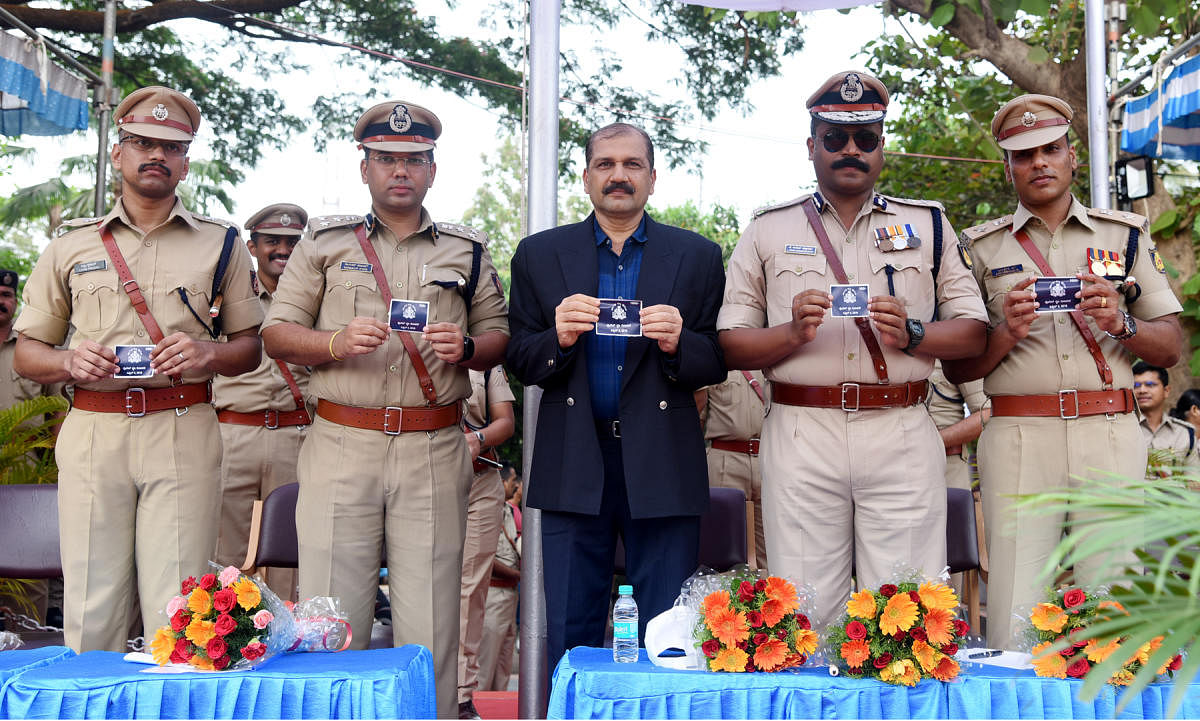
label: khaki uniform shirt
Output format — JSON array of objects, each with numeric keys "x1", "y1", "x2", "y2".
[
  {"x1": 719, "y1": 192, "x2": 988, "y2": 383},
  {"x1": 495, "y1": 501, "x2": 521, "y2": 569},
  {"x1": 212, "y1": 280, "x2": 312, "y2": 413},
  {"x1": 1140, "y1": 415, "x2": 1200, "y2": 470},
  {"x1": 963, "y1": 197, "x2": 1183, "y2": 395},
  {"x1": 465, "y1": 366, "x2": 516, "y2": 432},
  {"x1": 262, "y1": 210, "x2": 509, "y2": 407},
  {"x1": 15, "y1": 197, "x2": 263, "y2": 391},
  {"x1": 926, "y1": 361, "x2": 986, "y2": 431},
  {"x1": 1, "y1": 326, "x2": 56, "y2": 407},
  {"x1": 704, "y1": 369, "x2": 765, "y2": 442}
]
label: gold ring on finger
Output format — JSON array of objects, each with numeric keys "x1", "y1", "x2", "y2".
[{"x1": 1101, "y1": 296, "x2": 1107, "y2": 308}]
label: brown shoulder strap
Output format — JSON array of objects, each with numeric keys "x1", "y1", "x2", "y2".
[
  {"x1": 274, "y1": 360, "x2": 308, "y2": 414},
  {"x1": 1012, "y1": 228, "x2": 1113, "y2": 388},
  {"x1": 99, "y1": 226, "x2": 180, "y2": 384},
  {"x1": 740, "y1": 370, "x2": 764, "y2": 403},
  {"x1": 800, "y1": 198, "x2": 890, "y2": 384},
  {"x1": 352, "y1": 223, "x2": 438, "y2": 404}
]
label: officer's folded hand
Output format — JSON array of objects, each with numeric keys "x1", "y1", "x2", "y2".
[
  {"x1": 790, "y1": 289, "x2": 831, "y2": 345},
  {"x1": 1002, "y1": 276, "x2": 1039, "y2": 341},
  {"x1": 555, "y1": 294, "x2": 600, "y2": 349},
  {"x1": 67, "y1": 340, "x2": 119, "y2": 382},
  {"x1": 1076, "y1": 272, "x2": 1122, "y2": 335},
  {"x1": 151, "y1": 331, "x2": 214, "y2": 374},
  {"x1": 423, "y1": 322, "x2": 467, "y2": 363},
  {"x1": 868, "y1": 295, "x2": 908, "y2": 349},
  {"x1": 338, "y1": 316, "x2": 389, "y2": 358},
  {"x1": 641, "y1": 304, "x2": 682, "y2": 355}
]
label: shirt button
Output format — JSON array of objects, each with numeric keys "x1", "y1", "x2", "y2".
[
  {"x1": 567, "y1": 397, "x2": 574, "y2": 406},
  {"x1": 617, "y1": 365, "x2": 623, "y2": 371},
  {"x1": 1057, "y1": 316, "x2": 1066, "y2": 324},
  {"x1": 136, "y1": 330, "x2": 145, "y2": 337},
  {"x1": 396, "y1": 281, "x2": 403, "y2": 289},
  {"x1": 1062, "y1": 354, "x2": 1070, "y2": 360},
  {"x1": 845, "y1": 237, "x2": 853, "y2": 244},
  {"x1": 344, "y1": 281, "x2": 352, "y2": 288},
  {"x1": 659, "y1": 400, "x2": 668, "y2": 410},
  {"x1": 847, "y1": 273, "x2": 855, "y2": 281},
  {"x1": 86, "y1": 283, "x2": 95, "y2": 291},
  {"x1": 389, "y1": 365, "x2": 397, "y2": 372},
  {"x1": 618, "y1": 265, "x2": 624, "y2": 271},
  {"x1": 143, "y1": 240, "x2": 152, "y2": 247},
  {"x1": 847, "y1": 353, "x2": 855, "y2": 360},
  {"x1": 547, "y1": 358, "x2": 554, "y2": 367},
  {"x1": 1052, "y1": 243, "x2": 1060, "y2": 249}
]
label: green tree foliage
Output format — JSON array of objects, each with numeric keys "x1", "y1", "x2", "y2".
[{"x1": 646, "y1": 199, "x2": 743, "y2": 264}]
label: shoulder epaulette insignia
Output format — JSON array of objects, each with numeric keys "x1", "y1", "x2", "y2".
[
  {"x1": 191, "y1": 213, "x2": 235, "y2": 229},
  {"x1": 883, "y1": 195, "x2": 945, "y2": 211},
  {"x1": 436, "y1": 222, "x2": 487, "y2": 244},
  {"x1": 961, "y1": 215, "x2": 1013, "y2": 244},
  {"x1": 753, "y1": 196, "x2": 809, "y2": 218},
  {"x1": 310, "y1": 215, "x2": 365, "y2": 234},
  {"x1": 1087, "y1": 207, "x2": 1146, "y2": 231},
  {"x1": 57, "y1": 217, "x2": 101, "y2": 236}
]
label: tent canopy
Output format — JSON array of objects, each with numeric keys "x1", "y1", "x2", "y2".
[
  {"x1": 1121, "y1": 53, "x2": 1200, "y2": 161},
  {"x1": 0, "y1": 30, "x2": 88, "y2": 137}
]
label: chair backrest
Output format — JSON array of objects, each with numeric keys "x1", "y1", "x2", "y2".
[
  {"x1": 0, "y1": 484, "x2": 62, "y2": 578},
  {"x1": 946, "y1": 487, "x2": 980, "y2": 574},
  {"x1": 254, "y1": 482, "x2": 300, "y2": 568},
  {"x1": 614, "y1": 486, "x2": 748, "y2": 575}
]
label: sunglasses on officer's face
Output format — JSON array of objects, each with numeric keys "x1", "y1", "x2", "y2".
[{"x1": 821, "y1": 127, "x2": 881, "y2": 153}]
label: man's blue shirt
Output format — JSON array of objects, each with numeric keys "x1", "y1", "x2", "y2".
[{"x1": 586, "y1": 216, "x2": 647, "y2": 420}]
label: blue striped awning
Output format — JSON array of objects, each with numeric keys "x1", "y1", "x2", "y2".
[
  {"x1": 0, "y1": 31, "x2": 89, "y2": 137},
  {"x1": 1121, "y1": 53, "x2": 1200, "y2": 161}
]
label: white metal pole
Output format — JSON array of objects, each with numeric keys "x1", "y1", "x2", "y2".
[
  {"x1": 93, "y1": 0, "x2": 116, "y2": 216},
  {"x1": 519, "y1": 0, "x2": 559, "y2": 718},
  {"x1": 1085, "y1": 0, "x2": 1111, "y2": 208}
]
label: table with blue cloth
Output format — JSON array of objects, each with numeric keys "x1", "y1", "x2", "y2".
[
  {"x1": 0, "y1": 645, "x2": 435, "y2": 719},
  {"x1": 548, "y1": 647, "x2": 1200, "y2": 720},
  {"x1": 0, "y1": 645, "x2": 75, "y2": 689}
]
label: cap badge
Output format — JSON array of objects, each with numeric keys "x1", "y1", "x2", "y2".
[
  {"x1": 839, "y1": 73, "x2": 864, "y2": 103},
  {"x1": 2, "y1": 272, "x2": 13, "y2": 285},
  {"x1": 1021, "y1": 111, "x2": 1037, "y2": 127},
  {"x1": 279, "y1": 213, "x2": 292, "y2": 226},
  {"x1": 152, "y1": 103, "x2": 169, "y2": 122},
  {"x1": 389, "y1": 104, "x2": 413, "y2": 133}
]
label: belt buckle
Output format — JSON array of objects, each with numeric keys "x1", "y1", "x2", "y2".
[
  {"x1": 383, "y1": 406, "x2": 404, "y2": 435},
  {"x1": 125, "y1": 387, "x2": 146, "y2": 418},
  {"x1": 264, "y1": 410, "x2": 280, "y2": 430},
  {"x1": 840, "y1": 383, "x2": 861, "y2": 412},
  {"x1": 611, "y1": 420, "x2": 621, "y2": 439},
  {"x1": 1058, "y1": 389, "x2": 1079, "y2": 419}
]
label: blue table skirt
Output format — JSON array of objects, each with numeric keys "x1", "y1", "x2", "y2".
[
  {"x1": 549, "y1": 647, "x2": 1200, "y2": 720},
  {"x1": 0, "y1": 646, "x2": 76, "y2": 690},
  {"x1": 0, "y1": 646, "x2": 435, "y2": 719}
]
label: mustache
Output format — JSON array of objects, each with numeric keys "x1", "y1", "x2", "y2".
[
  {"x1": 603, "y1": 181, "x2": 635, "y2": 195},
  {"x1": 138, "y1": 162, "x2": 171, "y2": 177},
  {"x1": 831, "y1": 157, "x2": 871, "y2": 172}
]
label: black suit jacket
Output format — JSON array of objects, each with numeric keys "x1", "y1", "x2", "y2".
[{"x1": 505, "y1": 213, "x2": 727, "y2": 519}]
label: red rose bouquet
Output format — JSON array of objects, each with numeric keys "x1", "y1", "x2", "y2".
[
  {"x1": 691, "y1": 568, "x2": 819, "y2": 672},
  {"x1": 1028, "y1": 586, "x2": 1182, "y2": 686},
  {"x1": 150, "y1": 565, "x2": 352, "y2": 671},
  {"x1": 825, "y1": 579, "x2": 968, "y2": 685}
]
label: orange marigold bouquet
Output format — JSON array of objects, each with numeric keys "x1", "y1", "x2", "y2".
[
  {"x1": 691, "y1": 568, "x2": 819, "y2": 672},
  {"x1": 149, "y1": 565, "x2": 351, "y2": 671},
  {"x1": 1027, "y1": 586, "x2": 1182, "y2": 686},
  {"x1": 825, "y1": 578, "x2": 968, "y2": 685}
]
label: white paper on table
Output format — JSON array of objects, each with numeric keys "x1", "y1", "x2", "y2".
[
  {"x1": 954, "y1": 648, "x2": 1034, "y2": 669},
  {"x1": 123, "y1": 651, "x2": 219, "y2": 673}
]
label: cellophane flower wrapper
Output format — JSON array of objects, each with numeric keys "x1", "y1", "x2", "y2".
[{"x1": 683, "y1": 564, "x2": 820, "y2": 672}]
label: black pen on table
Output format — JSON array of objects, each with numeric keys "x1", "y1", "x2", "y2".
[{"x1": 968, "y1": 650, "x2": 1002, "y2": 659}]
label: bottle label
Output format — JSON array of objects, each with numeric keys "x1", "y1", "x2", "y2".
[{"x1": 614, "y1": 621, "x2": 637, "y2": 639}]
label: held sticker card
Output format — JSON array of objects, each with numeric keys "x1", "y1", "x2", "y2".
[
  {"x1": 596, "y1": 298, "x2": 642, "y2": 337},
  {"x1": 1033, "y1": 277, "x2": 1082, "y2": 313},
  {"x1": 114, "y1": 345, "x2": 155, "y2": 379},
  {"x1": 830, "y1": 284, "x2": 870, "y2": 318},
  {"x1": 389, "y1": 299, "x2": 430, "y2": 332}
]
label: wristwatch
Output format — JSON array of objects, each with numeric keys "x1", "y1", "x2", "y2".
[
  {"x1": 1106, "y1": 311, "x2": 1138, "y2": 341},
  {"x1": 474, "y1": 430, "x2": 486, "y2": 445},
  {"x1": 902, "y1": 318, "x2": 925, "y2": 356},
  {"x1": 460, "y1": 335, "x2": 476, "y2": 362}
]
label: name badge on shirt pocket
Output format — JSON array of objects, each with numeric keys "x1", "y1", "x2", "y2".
[
  {"x1": 73, "y1": 260, "x2": 107, "y2": 274},
  {"x1": 785, "y1": 244, "x2": 817, "y2": 256},
  {"x1": 990, "y1": 264, "x2": 1023, "y2": 278},
  {"x1": 339, "y1": 261, "x2": 373, "y2": 272}
]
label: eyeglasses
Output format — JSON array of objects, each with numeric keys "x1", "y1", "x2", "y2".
[
  {"x1": 821, "y1": 127, "x2": 881, "y2": 153},
  {"x1": 119, "y1": 136, "x2": 189, "y2": 157},
  {"x1": 371, "y1": 155, "x2": 431, "y2": 172}
]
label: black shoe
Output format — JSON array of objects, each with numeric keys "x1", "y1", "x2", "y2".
[{"x1": 458, "y1": 700, "x2": 481, "y2": 720}]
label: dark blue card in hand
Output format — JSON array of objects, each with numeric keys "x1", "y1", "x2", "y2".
[
  {"x1": 830, "y1": 284, "x2": 870, "y2": 318},
  {"x1": 1034, "y1": 277, "x2": 1082, "y2": 313},
  {"x1": 596, "y1": 298, "x2": 642, "y2": 337},
  {"x1": 114, "y1": 344, "x2": 155, "y2": 378},
  {"x1": 389, "y1": 299, "x2": 430, "y2": 332}
]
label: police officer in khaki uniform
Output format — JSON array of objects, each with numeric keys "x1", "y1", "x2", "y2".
[
  {"x1": 260, "y1": 100, "x2": 509, "y2": 720},
  {"x1": 1132, "y1": 361, "x2": 1199, "y2": 475},
  {"x1": 458, "y1": 366, "x2": 514, "y2": 719},
  {"x1": 926, "y1": 360, "x2": 987, "y2": 491},
  {"x1": 212, "y1": 203, "x2": 313, "y2": 600},
  {"x1": 718, "y1": 70, "x2": 989, "y2": 627},
  {"x1": 0, "y1": 270, "x2": 58, "y2": 411},
  {"x1": 477, "y1": 467, "x2": 520, "y2": 693},
  {"x1": 13, "y1": 86, "x2": 263, "y2": 652},
  {"x1": 945, "y1": 95, "x2": 1183, "y2": 647},
  {"x1": 697, "y1": 369, "x2": 768, "y2": 569}
]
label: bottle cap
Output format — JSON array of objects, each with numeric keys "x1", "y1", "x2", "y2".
[{"x1": 618, "y1": 584, "x2": 633, "y2": 595}]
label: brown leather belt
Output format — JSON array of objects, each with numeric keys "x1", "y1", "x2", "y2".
[
  {"x1": 473, "y1": 449, "x2": 499, "y2": 473},
  {"x1": 945, "y1": 445, "x2": 963, "y2": 457},
  {"x1": 772, "y1": 380, "x2": 928, "y2": 411},
  {"x1": 489, "y1": 577, "x2": 518, "y2": 588},
  {"x1": 317, "y1": 398, "x2": 461, "y2": 434},
  {"x1": 74, "y1": 383, "x2": 211, "y2": 417},
  {"x1": 218, "y1": 408, "x2": 311, "y2": 429},
  {"x1": 712, "y1": 439, "x2": 760, "y2": 456},
  {"x1": 990, "y1": 389, "x2": 1134, "y2": 419}
]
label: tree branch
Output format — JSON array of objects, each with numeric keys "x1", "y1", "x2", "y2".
[{"x1": 1, "y1": 0, "x2": 305, "y2": 34}]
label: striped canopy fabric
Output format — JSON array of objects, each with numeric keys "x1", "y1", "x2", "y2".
[
  {"x1": 1122, "y1": 53, "x2": 1200, "y2": 161},
  {"x1": 0, "y1": 31, "x2": 89, "y2": 137}
]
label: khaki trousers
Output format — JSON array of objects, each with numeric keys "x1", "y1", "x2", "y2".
[
  {"x1": 706, "y1": 447, "x2": 768, "y2": 570},
  {"x1": 214, "y1": 422, "x2": 304, "y2": 600},
  {"x1": 458, "y1": 467, "x2": 504, "y2": 704},
  {"x1": 477, "y1": 584, "x2": 518, "y2": 692},
  {"x1": 980, "y1": 413, "x2": 1144, "y2": 648},
  {"x1": 762, "y1": 403, "x2": 947, "y2": 627},
  {"x1": 296, "y1": 416, "x2": 471, "y2": 721},
  {"x1": 56, "y1": 406, "x2": 222, "y2": 651}
]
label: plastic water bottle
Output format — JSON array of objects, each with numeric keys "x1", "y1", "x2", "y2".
[{"x1": 612, "y1": 584, "x2": 639, "y2": 663}]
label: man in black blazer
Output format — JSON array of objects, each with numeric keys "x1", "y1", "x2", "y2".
[{"x1": 506, "y1": 123, "x2": 726, "y2": 668}]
